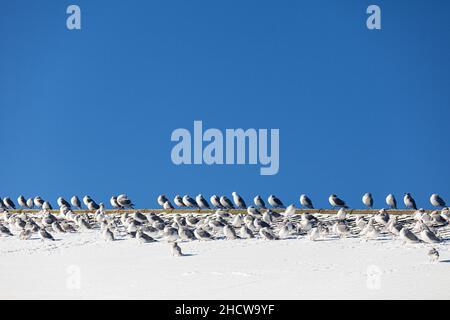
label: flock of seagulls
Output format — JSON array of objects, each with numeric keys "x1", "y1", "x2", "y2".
[
  {"x1": 0, "y1": 193, "x2": 446, "y2": 212},
  {"x1": 155, "y1": 192, "x2": 446, "y2": 211},
  {"x1": 0, "y1": 192, "x2": 448, "y2": 262}
]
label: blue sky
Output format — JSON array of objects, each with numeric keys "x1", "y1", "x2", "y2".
[{"x1": 1, "y1": 0, "x2": 449, "y2": 209}]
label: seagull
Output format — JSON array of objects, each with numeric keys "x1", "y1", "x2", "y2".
[
  {"x1": 42, "y1": 201, "x2": 53, "y2": 211},
  {"x1": 2, "y1": 197, "x2": 16, "y2": 210},
  {"x1": 158, "y1": 195, "x2": 168, "y2": 207},
  {"x1": 71, "y1": 196, "x2": 82, "y2": 210},
  {"x1": 428, "y1": 248, "x2": 439, "y2": 263},
  {"x1": 163, "y1": 201, "x2": 174, "y2": 210},
  {"x1": 182, "y1": 195, "x2": 198, "y2": 209},
  {"x1": 328, "y1": 194, "x2": 348, "y2": 208},
  {"x1": 220, "y1": 196, "x2": 234, "y2": 210},
  {"x1": 195, "y1": 194, "x2": 210, "y2": 209},
  {"x1": 403, "y1": 193, "x2": 417, "y2": 210},
  {"x1": 163, "y1": 226, "x2": 179, "y2": 242},
  {"x1": 26, "y1": 198, "x2": 34, "y2": 209},
  {"x1": 57, "y1": 197, "x2": 71, "y2": 209},
  {"x1": 102, "y1": 228, "x2": 115, "y2": 241},
  {"x1": 174, "y1": 195, "x2": 185, "y2": 208},
  {"x1": 178, "y1": 227, "x2": 196, "y2": 241},
  {"x1": 400, "y1": 227, "x2": 420, "y2": 244},
  {"x1": 223, "y1": 225, "x2": 239, "y2": 240},
  {"x1": 259, "y1": 227, "x2": 277, "y2": 240},
  {"x1": 83, "y1": 195, "x2": 93, "y2": 207},
  {"x1": 136, "y1": 229, "x2": 156, "y2": 243},
  {"x1": 17, "y1": 195, "x2": 27, "y2": 209},
  {"x1": 171, "y1": 242, "x2": 184, "y2": 257},
  {"x1": 117, "y1": 194, "x2": 134, "y2": 209},
  {"x1": 334, "y1": 221, "x2": 350, "y2": 238},
  {"x1": 254, "y1": 195, "x2": 266, "y2": 209},
  {"x1": 194, "y1": 228, "x2": 213, "y2": 240},
  {"x1": 0, "y1": 224, "x2": 13, "y2": 236},
  {"x1": 39, "y1": 228, "x2": 55, "y2": 241},
  {"x1": 206, "y1": 195, "x2": 219, "y2": 209},
  {"x1": 362, "y1": 193, "x2": 373, "y2": 209},
  {"x1": 300, "y1": 194, "x2": 314, "y2": 209},
  {"x1": 34, "y1": 196, "x2": 45, "y2": 208},
  {"x1": 420, "y1": 229, "x2": 442, "y2": 244},
  {"x1": 231, "y1": 214, "x2": 244, "y2": 228},
  {"x1": 110, "y1": 196, "x2": 121, "y2": 210},
  {"x1": 232, "y1": 192, "x2": 247, "y2": 209},
  {"x1": 247, "y1": 206, "x2": 262, "y2": 217},
  {"x1": 430, "y1": 194, "x2": 446, "y2": 208},
  {"x1": 386, "y1": 194, "x2": 397, "y2": 209},
  {"x1": 268, "y1": 195, "x2": 284, "y2": 208},
  {"x1": 87, "y1": 200, "x2": 100, "y2": 211},
  {"x1": 240, "y1": 226, "x2": 254, "y2": 238}
]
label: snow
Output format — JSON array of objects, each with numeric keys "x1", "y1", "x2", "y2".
[{"x1": 1, "y1": 222, "x2": 449, "y2": 300}]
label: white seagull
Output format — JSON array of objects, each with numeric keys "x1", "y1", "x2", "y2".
[
  {"x1": 385, "y1": 194, "x2": 397, "y2": 209},
  {"x1": 232, "y1": 192, "x2": 247, "y2": 209}
]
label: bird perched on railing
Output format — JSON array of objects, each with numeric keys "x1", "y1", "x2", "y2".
[
  {"x1": 430, "y1": 194, "x2": 446, "y2": 208},
  {"x1": 362, "y1": 193, "x2": 373, "y2": 209},
  {"x1": 329, "y1": 194, "x2": 348, "y2": 209},
  {"x1": 71, "y1": 196, "x2": 82, "y2": 210},
  {"x1": 195, "y1": 194, "x2": 210, "y2": 209},
  {"x1": 232, "y1": 192, "x2": 247, "y2": 209},
  {"x1": 403, "y1": 193, "x2": 417, "y2": 210},
  {"x1": 268, "y1": 195, "x2": 284, "y2": 208},
  {"x1": 386, "y1": 194, "x2": 397, "y2": 209},
  {"x1": 220, "y1": 196, "x2": 234, "y2": 210},
  {"x1": 300, "y1": 194, "x2": 314, "y2": 209},
  {"x1": 117, "y1": 194, "x2": 134, "y2": 209},
  {"x1": 253, "y1": 195, "x2": 266, "y2": 209},
  {"x1": 182, "y1": 195, "x2": 198, "y2": 209}
]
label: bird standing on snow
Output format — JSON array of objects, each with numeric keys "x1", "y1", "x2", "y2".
[
  {"x1": 420, "y1": 229, "x2": 442, "y2": 244},
  {"x1": 428, "y1": 248, "x2": 439, "y2": 263},
  {"x1": 400, "y1": 227, "x2": 420, "y2": 244},
  {"x1": 430, "y1": 194, "x2": 446, "y2": 208},
  {"x1": 300, "y1": 194, "x2": 314, "y2": 209},
  {"x1": 232, "y1": 192, "x2": 247, "y2": 209},
  {"x1": 39, "y1": 228, "x2": 55, "y2": 241},
  {"x1": 253, "y1": 195, "x2": 266, "y2": 209},
  {"x1": 362, "y1": 193, "x2": 373, "y2": 209},
  {"x1": 328, "y1": 194, "x2": 348, "y2": 209},
  {"x1": 171, "y1": 242, "x2": 184, "y2": 257},
  {"x1": 102, "y1": 228, "x2": 115, "y2": 241},
  {"x1": 268, "y1": 195, "x2": 284, "y2": 208},
  {"x1": 403, "y1": 193, "x2": 417, "y2": 210},
  {"x1": 386, "y1": 194, "x2": 397, "y2": 209}
]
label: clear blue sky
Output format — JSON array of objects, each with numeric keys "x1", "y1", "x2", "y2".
[{"x1": 1, "y1": 0, "x2": 449, "y2": 209}]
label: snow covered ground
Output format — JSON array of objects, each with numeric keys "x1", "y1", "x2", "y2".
[{"x1": 1, "y1": 225, "x2": 449, "y2": 300}]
